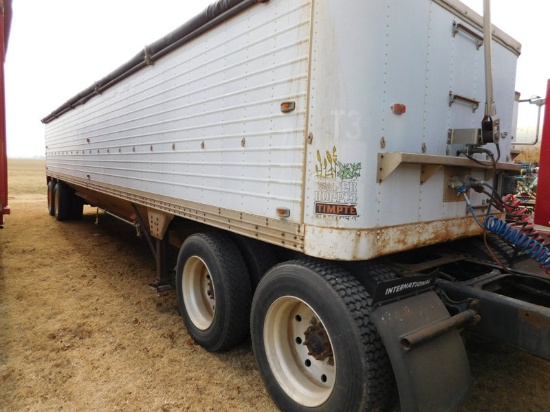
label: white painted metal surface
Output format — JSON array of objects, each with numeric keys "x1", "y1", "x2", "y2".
[
  {"x1": 46, "y1": 0, "x2": 312, "y2": 222},
  {"x1": 303, "y1": 0, "x2": 520, "y2": 258},
  {"x1": 45, "y1": 0, "x2": 521, "y2": 260}
]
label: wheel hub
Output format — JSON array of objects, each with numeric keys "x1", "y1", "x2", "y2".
[
  {"x1": 206, "y1": 274, "x2": 214, "y2": 300},
  {"x1": 303, "y1": 321, "x2": 333, "y2": 365}
]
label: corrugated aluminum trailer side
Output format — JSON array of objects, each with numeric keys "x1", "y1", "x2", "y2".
[
  {"x1": 44, "y1": 0, "x2": 309, "y2": 251},
  {"x1": 42, "y1": 1, "x2": 550, "y2": 411}
]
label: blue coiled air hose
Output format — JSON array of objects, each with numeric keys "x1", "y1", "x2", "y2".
[
  {"x1": 458, "y1": 187, "x2": 550, "y2": 271},
  {"x1": 484, "y1": 215, "x2": 550, "y2": 270}
]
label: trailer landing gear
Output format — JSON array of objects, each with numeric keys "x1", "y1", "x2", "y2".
[{"x1": 149, "y1": 236, "x2": 174, "y2": 293}]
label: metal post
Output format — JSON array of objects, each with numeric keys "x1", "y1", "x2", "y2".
[
  {"x1": 481, "y1": 0, "x2": 500, "y2": 144},
  {"x1": 483, "y1": 0, "x2": 494, "y2": 117}
]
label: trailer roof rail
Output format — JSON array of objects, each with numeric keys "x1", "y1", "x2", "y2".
[{"x1": 41, "y1": 0, "x2": 260, "y2": 124}]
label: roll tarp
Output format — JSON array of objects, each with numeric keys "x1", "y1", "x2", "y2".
[{"x1": 42, "y1": 0, "x2": 258, "y2": 124}]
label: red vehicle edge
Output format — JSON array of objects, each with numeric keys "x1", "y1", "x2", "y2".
[
  {"x1": 534, "y1": 79, "x2": 550, "y2": 226},
  {"x1": 0, "y1": 0, "x2": 12, "y2": 228}
]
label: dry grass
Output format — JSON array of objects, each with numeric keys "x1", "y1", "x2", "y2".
[
  {"x1": 1, "y1": 158, "x2": 550, "y2": 411},
  {"x1": 513, "y1": 146, "x2": 540, "y2": 164},
  {"x1": 1, "y1": 159, "x2": 276, "y2": 411}
]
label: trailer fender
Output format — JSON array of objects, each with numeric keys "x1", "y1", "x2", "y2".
[{"x1": 370, "y1": 291, "x2": 471, "y2": 412}]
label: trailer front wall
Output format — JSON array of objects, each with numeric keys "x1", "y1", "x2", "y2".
[
  {"x1": 45, "y1": 0, "x2": 311, "y2": 225},
  {"x1": 303, "y1": 0, "x2": 520, "y2": 259}
]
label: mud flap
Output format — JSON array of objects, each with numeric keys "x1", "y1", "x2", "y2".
[{"x1": 370, "y1": 291, "x2": 471, "y2": 412}]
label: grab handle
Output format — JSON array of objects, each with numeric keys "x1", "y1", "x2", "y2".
[
  {"x1": 452, "y1": 21, "x2": 483, "y2": 50},
  {"x1": 449, "y1": 92, "x2": 480, "y2": 113}
]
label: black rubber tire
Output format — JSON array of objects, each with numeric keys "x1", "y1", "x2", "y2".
[
  {"x1": 47, "y1": 180, "x2": 56, "y2": 216},
  {"x1": 343, "y1": 260, "x2": 399, "y2": 295},
  {"x1": 175, "y1": 232, "x2": 252, "y2": 352},
  {"x1": 228, "y1": 234, "x2": 279, "y2": 291},
  {"x1": 54, "y1": 182, "x2": 72, "y2": 221},
  {"x1": 485, "y1": 235, "x2": 517, "y2": 264},
  {"x1": 457, "y1": 234, "x2": 515, "y2": 266},
  {"x1": 251, "y1": 259, "x2": 393, "y2": 412}
]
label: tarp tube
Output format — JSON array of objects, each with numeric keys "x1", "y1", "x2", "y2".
[{"x1": 41, "y1": 0, "x2": 264, "y2": 124}]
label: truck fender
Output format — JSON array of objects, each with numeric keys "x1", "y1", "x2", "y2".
[{"x1": 370, "y1": 291, "x2": 471, "y2": 412}]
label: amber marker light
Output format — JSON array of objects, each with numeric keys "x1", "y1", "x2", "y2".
[
  {"x1": 276, "y1": 207, "x2": 290, "y2": 218},
  {"x1": 280, "y1": 101, "x2": 296, "y2": 113}
]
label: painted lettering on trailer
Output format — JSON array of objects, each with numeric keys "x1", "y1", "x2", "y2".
[{"x1": 315, "y1": 202, "x2": 358, "y2": 216}]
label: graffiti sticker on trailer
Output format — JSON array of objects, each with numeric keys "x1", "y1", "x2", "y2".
[{"x1": 314, "y1": 147, "x2": 361, "y2": 218}]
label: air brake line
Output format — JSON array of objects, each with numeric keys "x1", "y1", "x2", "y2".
[{"x1": 457, "y1": 187, "x2": 550, "y2": 274}]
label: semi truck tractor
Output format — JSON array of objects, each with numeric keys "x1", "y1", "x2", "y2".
[{"x1": 42, "y1": 0, "x2": 550, "y2": 410}]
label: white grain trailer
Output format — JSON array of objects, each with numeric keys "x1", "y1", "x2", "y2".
[{"x1": 43, "y1": 0, "x2": 550, "y2": 411}]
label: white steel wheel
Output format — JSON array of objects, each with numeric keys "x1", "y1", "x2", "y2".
[
  {"x1": 251, "y1": 259, "x2": 394, "y2": 412},
  {"x1": 264, "y1": 296, "x2": 336, "y2": 407},
  {"x1": 182, "y1": 255, "x2": 216, "y2": 330},
  {"x1": 175, "y1": 232, "x2": 252, "y2": 352}
]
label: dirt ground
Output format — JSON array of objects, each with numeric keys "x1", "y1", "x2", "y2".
[{"x1": 1, "y1": 158, "x2": 550, "y2": 411}]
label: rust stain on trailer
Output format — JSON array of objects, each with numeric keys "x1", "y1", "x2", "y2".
[
  {"x1": 373, "y1": 216, "x2": 488, "y2": 257},
  {"x1": 304, "y1": 214, "x2": 508, "y2": 260},
  {"x1": 303, "y1": 213, "x2": 507, "y2": 261},
  {"x1": 519, "y1": 309, "x2": 550, "y2": 330}
]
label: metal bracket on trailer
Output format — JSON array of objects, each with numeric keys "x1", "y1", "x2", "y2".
[
  {"x1": 437, "y1": 273, "x2": 550, "y2": 361},
  {"x1": 370, "y1": 291, "x2": 473, "y2": 412},
  {"x1": 131, "y1": 204, "x2": 175, "y2": 292}
]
